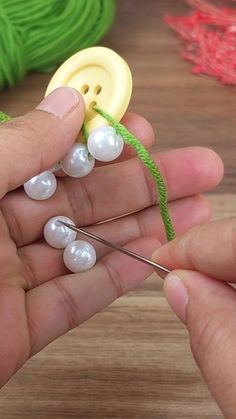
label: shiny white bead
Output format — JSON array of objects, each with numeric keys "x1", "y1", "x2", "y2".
[
  {"x1": 87, "y1": 125, "x2": 124, "y2": 162},
  {"x1": 61, "y1": 143, "x2": 95, "y2": 178},
  {"x1": 44, "y1": 216, "x2": 76, "y2": 249},
  {"x1": 63, "y1": 240, "x2": 96, "y2": 273},
  {"x1": 24, "y1": 171, "x2": 57, "y2": 200}
]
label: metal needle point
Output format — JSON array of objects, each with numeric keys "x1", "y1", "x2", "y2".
[{"x1": 60, "y1": 221, "x2": 171, "y2": 275}]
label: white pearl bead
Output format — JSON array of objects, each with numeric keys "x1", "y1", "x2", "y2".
[
  {"x1": 24, "y1": 171, "x2": 57, "y2": 200},
  {"x1": 44, "y1": 216, "x2": 76, "y2": 249},
  {"x1": 87, "y1": 125, "x2": 124, "y2": 162},
  {"x1": 61, "y1": 143, "x2": 95, "y2": 177},
  {"x1": 63, "y1": 240, "x2": 96, "y2": 273}
]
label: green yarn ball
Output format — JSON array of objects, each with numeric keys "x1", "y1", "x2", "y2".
[{"x1": 0, "y1": 0, "x2": 116, "y2": 89}]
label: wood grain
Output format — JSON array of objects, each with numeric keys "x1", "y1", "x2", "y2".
[{"x1": 0, "y1": 0, "x2": 235, "y2": 417}]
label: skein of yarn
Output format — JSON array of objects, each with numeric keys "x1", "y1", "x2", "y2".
[{"x1": 0, "y1": 0, "x2": 116, "y2": 89}]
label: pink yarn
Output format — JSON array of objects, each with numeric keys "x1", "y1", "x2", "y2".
[{"x1": 165, "y1": 1, "x2": 236, "y2": 85}]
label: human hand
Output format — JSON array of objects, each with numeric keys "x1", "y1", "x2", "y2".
[
  {"x1": 0, "y1": 87, "x2": 223, "y2": 387},
  {"x1": 152, "y1": 217, "x2": 236, "y2": 418}
]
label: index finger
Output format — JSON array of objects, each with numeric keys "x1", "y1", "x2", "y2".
[{"x1": 152, "y1": 218, "x2": 236, "y2": 282}]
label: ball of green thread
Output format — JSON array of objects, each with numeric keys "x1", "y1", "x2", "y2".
[{"x1": 0, "y1": 0, "x2": 116, "y2": 89}]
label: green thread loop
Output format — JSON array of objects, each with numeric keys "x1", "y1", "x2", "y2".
[
  {"x1": 0, "y1": 111, "x2": 10, "y2": 123},
  {"x1": 93, "y1": 107, "x2": 176, "y2": 241}
]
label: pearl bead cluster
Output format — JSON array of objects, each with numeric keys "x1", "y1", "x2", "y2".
[
  {"x1": 44, "y1": 216, "x2": 97, "y2": 273},
  {"x1": 23, "y1": 125, "x2": 124, "y2": 201},
  {"x1": 24, "y1": 125, "x2": 123, "y2": 273}
]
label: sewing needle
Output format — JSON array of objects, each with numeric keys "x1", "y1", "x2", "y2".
[{"x1": 60, "y1": 221, "x2": 171, "y2": 275}]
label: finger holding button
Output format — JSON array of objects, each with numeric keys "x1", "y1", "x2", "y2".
[
  {"x1": 46, "y1": 46, "x2": 133, "y2": 133},
  {"x1": 46, "y1": 47, "x2": 155, "y2": 166}
]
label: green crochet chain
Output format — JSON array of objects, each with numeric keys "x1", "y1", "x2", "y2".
[
  {"x1": 84, "y1": 107, "x2": 176, "y2": 242},
  {"x1": 0, "y1": 109, "x2": 175, "y2": 241}
]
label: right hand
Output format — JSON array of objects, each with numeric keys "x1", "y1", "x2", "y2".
[{"x1": 153, "y1": 217, "x2": 236, "y2": 418}]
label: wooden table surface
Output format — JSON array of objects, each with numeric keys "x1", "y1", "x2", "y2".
[{"x1": 1, "y1": 1, "x2": 236, "y2": 417}]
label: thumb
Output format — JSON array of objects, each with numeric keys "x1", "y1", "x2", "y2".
[
  {"x1": 164, "y1": 269, "x2": 236, "y2": 418},
  {"x1": 0, "y1": 87, "x2": 84, "y2": 198}
]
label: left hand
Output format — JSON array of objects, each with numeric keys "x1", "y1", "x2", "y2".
[{"x1": 0, "y1": 87, "x2": 223, "y2": 387}]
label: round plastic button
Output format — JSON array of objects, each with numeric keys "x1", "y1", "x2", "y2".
[{"x1": 46, "y1": 47, "x2": 133, "y2": 132}]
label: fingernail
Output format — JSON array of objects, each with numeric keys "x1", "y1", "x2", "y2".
[
  {"x1": 163, "y1": 273, "x2": 189, "y2": 324},
  {"x1": 36, "y1": 87, "x2": 79, "y2": 117}
]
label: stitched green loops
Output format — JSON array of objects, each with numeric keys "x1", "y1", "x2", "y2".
[{"x1": 91, "y1": 107, "x2": 176, "y2": 242}]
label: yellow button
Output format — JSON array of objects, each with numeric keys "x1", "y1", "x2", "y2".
[{"x1": 46, "y1": 46, "x2": 133, "y2": 132}]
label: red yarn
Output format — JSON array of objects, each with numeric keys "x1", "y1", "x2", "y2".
[{"x1": 165, "y1": 1, "x2": 236, "y2": 85}]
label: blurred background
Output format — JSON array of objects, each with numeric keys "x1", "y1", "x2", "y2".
[{"x1": 1, "y1": 1, "x2": 234, "y2": 417}]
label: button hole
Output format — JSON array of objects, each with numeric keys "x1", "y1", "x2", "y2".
[
  {"x1": 94, "y1": 85, "x2": 102, "y2": 95},
  {"x1": 81, "y1": 84, "x2": 89, "y2": 94},
  {"x1": 89, "y1": 101, "x2": 97, "y2": 110}
]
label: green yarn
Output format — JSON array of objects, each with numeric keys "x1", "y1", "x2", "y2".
[
  {"x1": 92, "y1": 107, "x2": 176, "y2": 242},
  {"x1": 81, "y1": 123, "x2": 89, "y2": 143},
  {"x1": 0, "y1": 0, "x2": 116, "y2": 89},
  {"x1": 0, "y1": 108, "x2": 175, "y2": 241},
  {"x1": 0, "y1": 111, "x2": 10, "y2": 123}
]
